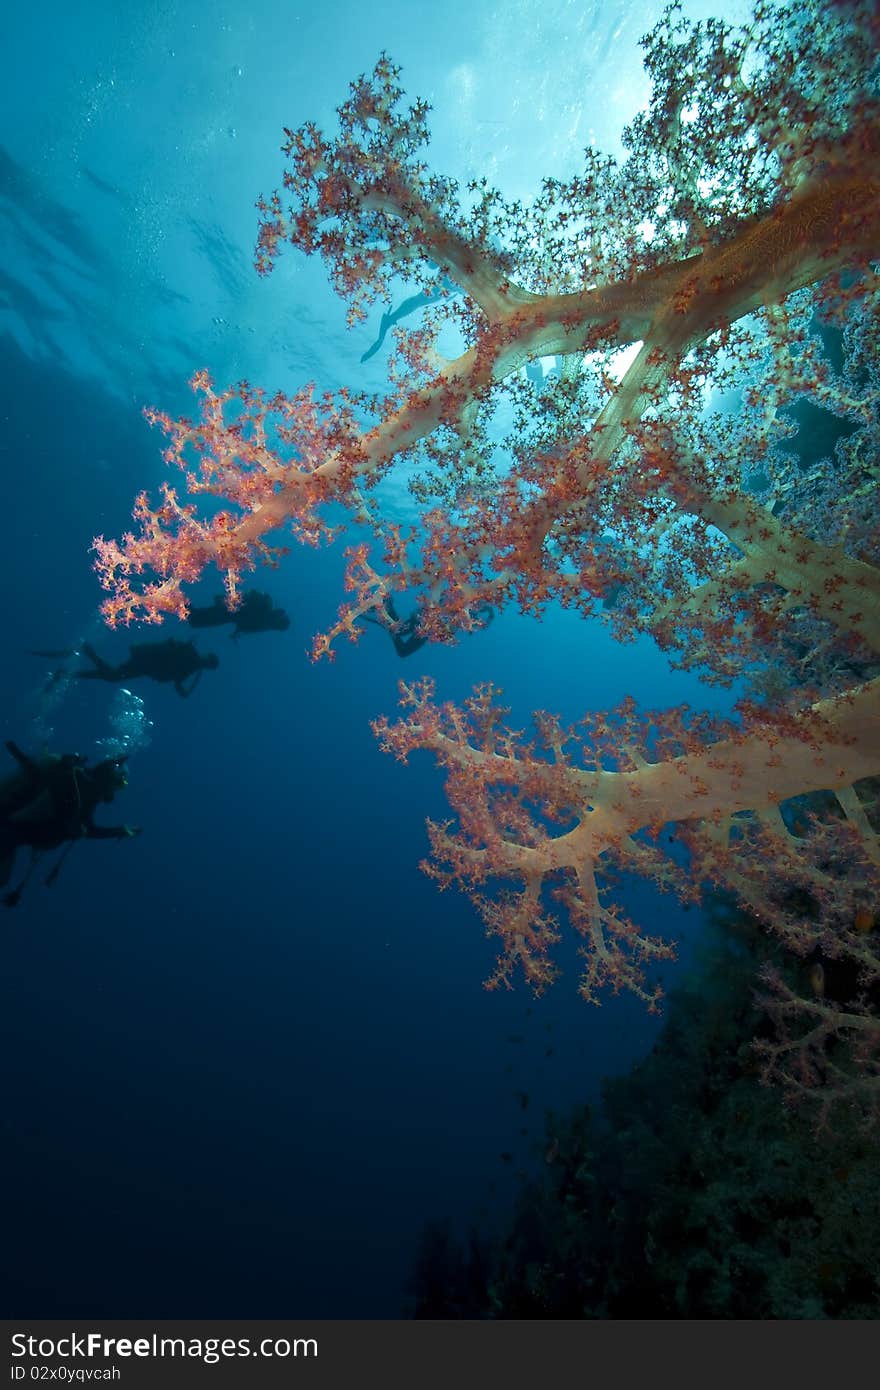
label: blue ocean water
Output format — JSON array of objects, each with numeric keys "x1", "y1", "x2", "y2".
[{"x1": 1, "y1": 0, "x2": 750, "y2": 1316}]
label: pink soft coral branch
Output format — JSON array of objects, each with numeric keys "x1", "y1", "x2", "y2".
[{"x1": 374, "y1": 675, "x2": 880, "y2": 1008}]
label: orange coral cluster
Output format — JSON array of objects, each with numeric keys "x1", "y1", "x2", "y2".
[{"x1": 95, "y1": 2, "x2": 880, "y2": 1114}]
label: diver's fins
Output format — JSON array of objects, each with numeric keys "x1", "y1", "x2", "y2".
[
  {"x1": 0, "y1": 847, "x2": 15, "y2": 889},
  {"x1": 46, "y1": 841, "x2": 76, "y2": 887},
  {"x1": 360, "y1": 312, "x2": 391, "y2": 364}
]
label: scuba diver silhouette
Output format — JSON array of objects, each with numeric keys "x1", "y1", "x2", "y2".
[
  {"x1": 0, "y1": 741, "x2": 139, "y2": 907},
  {"x1": 187, "y1": 589, "x2": 291, "y2": 639},
  {"x1": 360, "y1": 595, "x2": 494, "y2": 658},
  {"x1": 76, "y1": 639, "x2": 218, "y2": 697},
  {"x1": 360, "y1": 273, "x2": 457, "y2": 364}
]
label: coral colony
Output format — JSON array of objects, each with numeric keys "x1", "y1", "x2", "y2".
[{"x1": 93, "y1": 3, "x2": 879, "y2": 1119}]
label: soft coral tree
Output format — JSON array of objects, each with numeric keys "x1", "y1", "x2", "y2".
[{"x1": 96, "y1": 1, "x2": 880, "y2": 1113}]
